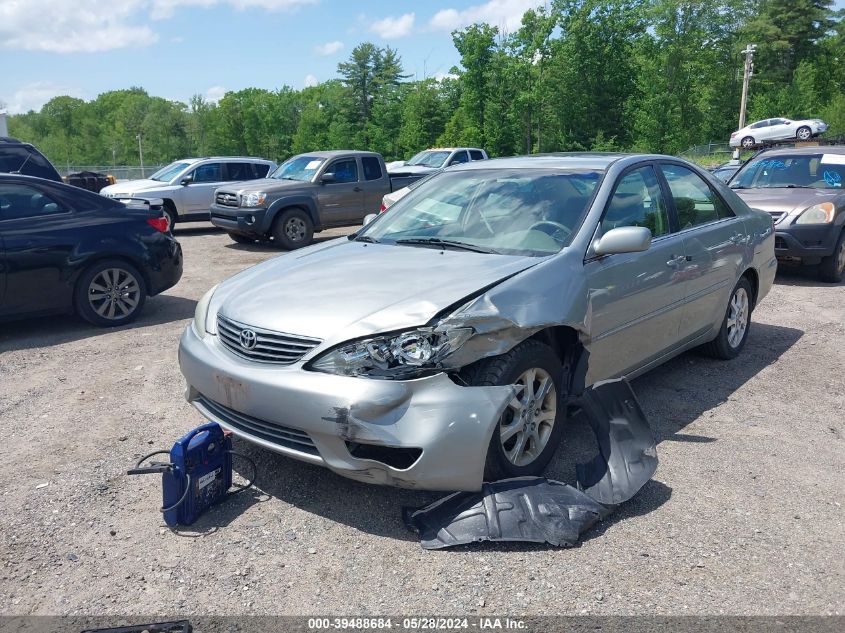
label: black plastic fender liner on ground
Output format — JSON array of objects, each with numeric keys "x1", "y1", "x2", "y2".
[{"x1": 404, "y1": 378, "x2": 658, "y2": 549}]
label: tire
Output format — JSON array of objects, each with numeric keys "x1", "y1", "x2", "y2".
[
  {"x1": 465, "y1": 339, "x2": 567, "y2": 481},
  {"x1": 162, "y1": 201, "x2": 177, "y2": 232},
  {"x1": 741, "y1": 136, "x2": 755, "y2": 150},
  {"x1": 701, "y1": 277, "x2": 753, "y2": 360},
  {"x1": 227, "y1": 232, "x2": 255, "y2": 245},
  {"x1": 818, "y1": 229, "x2": 845, "y2": 283},
  {"x1": 271, "y1": 208, "x2": 314, "y2": 250},
  {"x1": 75, "y1": 259, "x2": 148, "y2": 327},
  {"x1": 796, "y1": 126, "x2": 812, "y2": 141}
]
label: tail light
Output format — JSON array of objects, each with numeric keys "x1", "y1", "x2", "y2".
[
  {"x1": 146, "y1": 216, "x2": 170, "y2": 233},
  {"x1": 379, "y1": 203, "x2": 387, "y2": 213},
  {"x1": 730, "y1": 132, "x2": 737, "y2": 138}
]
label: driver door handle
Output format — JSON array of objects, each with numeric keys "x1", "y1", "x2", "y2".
[
  {"x1": 666, "y1": 254, "x2": 687, "y2": 267},
  {"x1": 353, "y1": 186, "x2": 362, "y2": 192}
]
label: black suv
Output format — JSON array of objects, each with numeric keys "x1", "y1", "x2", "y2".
[{"x1": 0, "y1": 137, "x2": 62, "y2": 182}]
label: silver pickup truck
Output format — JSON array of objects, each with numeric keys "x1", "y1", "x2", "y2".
[{"x1": 210, "y1": 150, "x2": 420, "y2": 249}]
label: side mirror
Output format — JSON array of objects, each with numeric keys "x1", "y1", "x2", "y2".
[
  {"x1": 363, "y1": 213, "x2": 378, "y2": 226},
  {"x1": 593, "y1": 226, "x2": 652, "y2": 256},
  {"x1": 321, "y1": 173, "x2": 336, "y2": 184},
  {"x1": 180, "y1": 176, "x2": 192, "y2": 186}
]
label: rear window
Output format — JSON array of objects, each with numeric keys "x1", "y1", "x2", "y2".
[
  {"x1": 470, "y1": 150, "x2": 485, "y2": 161},
  {"x1": 253, "y1": 163, "x2": 271, "y2": 178},
  {"x1": 362, "y1": 157, "x2": 383, "y2": 181},
  {"x1": 0, "y1": 146, "x2": 61, "y2": 181}
]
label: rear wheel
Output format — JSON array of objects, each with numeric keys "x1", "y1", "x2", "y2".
[
  {"x1": 701, "y1": 277, "x2": 753, "y2": 359},
  {"x1": 271, "y1": 208, "x2": 313, "y2": 250},
  {"x1": 818, "y1": 229, "x2": 845, "y2": 283},
  {"x1": 75, "y1": 259, "x2": 147, "y2": 327},
  {"x1": 466, "y1": 339, "x2": 566, "y2": 481},
  {"x1": 796, "y1": 126, "x2": 812, "y2": 141},
  {"x1": 227, "y1": 232, "x2": 255, "y2": 245},
  {"x1": 741, "y1": 136, "x2": 755, "y2": 149}
]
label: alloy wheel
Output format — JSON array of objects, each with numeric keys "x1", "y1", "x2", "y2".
[
  {"x1": 726, "y1": 287, "x2": 750, "y2": 348},
  {"x1": 797, "y1": 127, "x2": 812, "y2": 141},
  {"x1": 498, "y1": 367, "x2": 557, "y2": 467},
  {"x1": 285, "y1": 217, "x2": 307, "y2": 242},
  {"x1": 87, "y1": 268, "x2": 141, "y2": 320},
  {"x1": 837, "y1": 239, "x2": 845, "y2": 275}
]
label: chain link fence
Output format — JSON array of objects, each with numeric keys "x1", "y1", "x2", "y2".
[{"x1": 58, "y1": 165, "x2": 165, "y2": 181}]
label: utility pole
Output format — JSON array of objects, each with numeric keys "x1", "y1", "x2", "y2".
[
  {"x1": 733, "y1": 43, "x2": 756, "y2": 160},
  {"x1": 136, "y1": 133, "x2": 144, "y2": 178}
]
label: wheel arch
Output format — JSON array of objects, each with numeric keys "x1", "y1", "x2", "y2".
[
  {"x1": 741, "y1": 267, "x2": 759, "y2": 308},
  {"x1": 528, "y1": 326, "x2": 589, "y2": 397},
  {"x1": 265, "y1": 196, "x2": 320, "y2": 233}
]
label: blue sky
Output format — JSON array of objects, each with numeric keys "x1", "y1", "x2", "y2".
[
  {"x1": 1, "y1": 0, "x2": 544, "y2": 114},
  {"x1": 2, "y1": 0, "x2": 843, "y2": 115}
]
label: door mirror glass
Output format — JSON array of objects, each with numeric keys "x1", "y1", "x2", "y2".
[
  {"x1": 321, "y1": 172, "x2": 336, "y2": 184},
  {"x1": 180, "y1": 176, "x2": 192, "y2": 186},
  {"x1": 593, "y1": 226, "x2": 652, "y2": 256}
]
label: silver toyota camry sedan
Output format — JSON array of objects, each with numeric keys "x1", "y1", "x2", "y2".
[{"x1": 179, "y1": 153, "x2": 776, "y2": 491}]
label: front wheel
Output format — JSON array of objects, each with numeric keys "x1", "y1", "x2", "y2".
[
  {"x1": 818, "y1": 229, "x2": 845, "y2": 283},
  {"x1": 271, "y1": 208, "x2": 314, "y2": 250},
  {"x1": 75, "y1": 259, "x2": 147, "y2": 327},
  {"x1": 701, "y1": 277, "x2": 753, "y2": 359},
  {"x1": 796, "y1": 126, "x2": 812, "y2": 141},
  {"x1": 466, "y1": 339, "x2": 566, "y2": 481}
]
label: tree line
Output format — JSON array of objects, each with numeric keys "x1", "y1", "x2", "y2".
[{"x1": 8, "y1": 0, "x2": 845, "y2": 169}]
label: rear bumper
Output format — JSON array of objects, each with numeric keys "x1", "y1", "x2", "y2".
[
  {"x1": 146, "y1": 237, "x2": 183, "y2": 295},
  {"x1": 209, "y1": 204, "x2": 269, "y2": 237},
  {"x1": 178, "y1": 325, "x2": 513, "y2": 491},
  {"x1": 774, "y1": 225, "x2": 840, "y2": 260}
]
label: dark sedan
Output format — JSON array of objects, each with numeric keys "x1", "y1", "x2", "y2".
[{"x1": 0, "y1": 174, "x2": 183, "y2": 326}]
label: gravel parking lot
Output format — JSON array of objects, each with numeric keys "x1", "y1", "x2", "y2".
[{"x1": 1, "y1": 225, "x2": 843, "y2": 616}]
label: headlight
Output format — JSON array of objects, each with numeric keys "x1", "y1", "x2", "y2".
[
  {"x1": 192, "y1": 284, "x2": 219, "y2": 338},
  {"x1": 241, "y1": 192, "x2": 267, "y2": 207},
  {"x1": 795, "y1": 202, "x2": 835, "y2": 224},
  {"x1": 309, "y1": 327, "x2": 474, "y2": 378}
]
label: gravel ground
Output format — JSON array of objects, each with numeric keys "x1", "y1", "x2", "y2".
[{"x1": 1, "y1": 225, "x2": 843, "y2": 617}]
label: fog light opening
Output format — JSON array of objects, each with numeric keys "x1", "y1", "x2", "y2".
[
  {"x1": 245, "y1": 214, "x2": 256, "y2": 225},
  {"x1": 346, "y1": 442, "x2": 423, "y2": 470}
]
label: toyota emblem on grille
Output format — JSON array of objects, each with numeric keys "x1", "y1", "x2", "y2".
[{"x1": 239, "y1": 329, "x2": 258, "y2": 350}]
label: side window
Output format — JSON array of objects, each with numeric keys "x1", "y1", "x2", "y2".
[
  {"x1": 327, "y1": 158, "x2": 358, "y2": 184},
  {"x1": 469, "y1": 150, "x2": 485, "y2": 161},
  {"x1": 252, "y1": 163, "x2": 271, "y2": 178},
  {"x1": 660, "y1": 164, "x2": 734, "y2": 228},
  {"x1": 0, "y1": 183, "x2": 67, "y2": 221},
  {"x1": 225, "y1": 162, "x2": 254, "y2": 181},
  {"x1": 361, "y1": 157, "x2": 383, "y2": 181},
  {"x1": 191, "y1": 163, "x2": 222, "y2": 183},
  {"x1": 750, "y1": 120, "x2": 768, "y2": 130},
  {"x1": 601, "y1": 166, "x2": 670, "y2": 238},
  {"x1": 450, "y1": 151, "x2": 469, "y2": 165}
]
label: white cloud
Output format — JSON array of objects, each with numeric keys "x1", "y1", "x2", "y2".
[
  {"x1": 3, "y1": 82, "x2": 86, "y2": 115},
  {"x1": 0, "y1": 0, "x2": 156, "y2": 53},
  {"x1": 434, "y1": 71, "x2": 459, "y2": 82},
  {"x1": 204, "y1": 86, "x2": 227, "y2": 103},
  {"x1": 314, "y1": 40, "x2": 344, "y2": 56},
  {"x1": 370, "y1": 12, "x2": 415, "y2": 39},
  {"x1": 304, "y1": 74, "x2": 319, "y2": 88},
  {"x1": 429, "y1": 0, "x2": 542, "y2": 33},
  {"x1": 150, "y1": 0, "x2": 316, "y2": 20},
  {"x1": 0, "y1": 0, "x2": 316, "y2": 53}
]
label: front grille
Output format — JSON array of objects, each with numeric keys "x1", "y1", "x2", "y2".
[
  {"x1": 194, "y1": 394, "x2": 319, "y2": 456},
  {"x1": 775, "y1": 236, "x2": 788, "y2": 250},
  {"x1": 215, "y1": 192, "x2": 239, "y2": 207},
  {"x1": 217, "y1": 314, "x2": 322, "y2": 364},
  {"x1": 768, "y1": 211, "x2": 786, "y2": 224}
]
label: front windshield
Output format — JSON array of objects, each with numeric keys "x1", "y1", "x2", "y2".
[
  {"x1": 360, "y1": 168, "x2": 602, "y2": 256},
  {"x1": 149, "y1": 161, "x2": 191, "y2": 182},
  {"x1": 270, "y1": 156, "x2": 325, "y2": 181},
  {"x1": 731, "y1": 154, "x2": 845, "y2": 189},
  {"x1": 407, "y1": 151, "x2": 450, "y2": 168}
]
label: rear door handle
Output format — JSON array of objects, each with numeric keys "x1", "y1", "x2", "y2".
[
  {"x1": 666, "y1": 254, "x2": 687, "y2": 267},
  {"x1": 353, "y1": 186, "x2": 362, "y2": 192},
  {"x1": 729, "y1": 233, "x2": 747, "y2": 244}
]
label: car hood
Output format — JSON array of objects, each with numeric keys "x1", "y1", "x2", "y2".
[
  {"x1": 217, "y1": 178, "x2": 309, "y2": 195},
  {"x1": 211, "y1": 239, "x2": 540, "y2": 346},
  {"x1": 100, "y1": 179, "x2": 169, "y2": 195},
  {"x1": 733, "y1": 187, "x2": 841, "y2": 216}
]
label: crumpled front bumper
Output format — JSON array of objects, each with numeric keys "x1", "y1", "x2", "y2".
[{"x1": 178, "y1": 325, "x2": 513, "y2": 491}]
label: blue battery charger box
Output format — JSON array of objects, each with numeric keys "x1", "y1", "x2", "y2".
[{"x1": 162, "y1": 422, "x2": 233, "y2": 527}]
